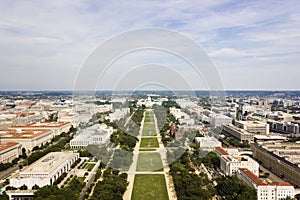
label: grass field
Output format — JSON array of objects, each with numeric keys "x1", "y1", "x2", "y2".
[
  {"x1": 140, "y1": 137, "x2": 159, "y2": 148},
  {"x1": 131, "y1": 174, "x2": 169, "y2": 200},
  {"x1": 136, "y1": 152, "x2": 163, "y2": 171},
  {"x1": 144, "y1": 118, "x2": 154, "y2": 122},
  {"x1": 86, "y1": 163, "x2": 95, "y2": 171},
  {"x1": 142, "y1": 123, "x2": 157, "y2": 136}
]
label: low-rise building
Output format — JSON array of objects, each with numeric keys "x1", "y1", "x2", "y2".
[
  {"x1": 195, "y1": 136, "x2": 221, "y2": 151},
  {"x1": 215, "y1": 146, "x2": 239, "y2": 157},
  {"x1": 0, "y1": 142, "x2": 21, "y2": 163},
  {"x1": 210, "y1": 114, "x2": 232, "y2": 127},
  {"x1": 215, "y1": 147, "x2": 259, "y2": 176},
  {"x1": 235, "y1": 120, "x2": 269, "y2": 135},
  {"x1": 0, "y1": 129, "x2": 53, "y2": 151},
  {"x1": 70, "y1": 124, "x2": 113, "y2": 149},
  {"x1": 11, "y1": 121, "x2": 71, "y2": 136},
  {"x1": 252, "y1": 142, "x2": 300, "y2": 187},
  {"x1": 267, "y1": 120, "x2": 299, "y2": 134},
  {"x1": 220, "y1": 154, "x2": 259, "y2": 176},
  {"x1": 10, "y1": 151, "x2": 79, "y2": 189},
  {"x1": 105, "y1": 108, "x2": 130, "y2": 121},
  {"x1": 237, "y1": 168, "x2": 295, "y2": 200},
  {"x1": 223, "y1": 124, "x2": 254, "y2": 142}
]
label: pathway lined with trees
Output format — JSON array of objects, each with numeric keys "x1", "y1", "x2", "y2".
[{"x1": 123, "y1": 109, "x2": 176, "y2": 200}]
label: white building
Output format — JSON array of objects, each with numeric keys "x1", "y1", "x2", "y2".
[
  {"x1": 10, "y1": 151, "x2": 79, "y2": 189},
  {"x1": 235, "y1": 120, "x2": 270, "y2": 135},
  {"x1": 169, "y1": 107, "x2": 194, "y2": 124},
  {"x1": 105, "y1": 108, "x2": 130, "y2": 121},
  {"x1": 223, "y1": 124, "x2": 254, "y2": 142},
  {"x1": 237, "y1": 168, "x2": 295, "y2": 200},
  {"x1": 210, "y1": 114, "x2": 232, "y2": 127},
  {"x1": 70, "y1": 124, "x2": 113, "y2": 148},
  {"x1": 195, "y1": 136, "x2": 221, "y2": 151},
  {"x1": 217, "y1": 147, "x2": 259, "y2": 176}
]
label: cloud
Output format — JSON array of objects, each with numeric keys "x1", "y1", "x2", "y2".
[
  {"x1": 209, "y1": 48, "x2": 248, "y2": 57},
  {"x1": 0, "y1": 0, "x2": 299, "y2": 90}
]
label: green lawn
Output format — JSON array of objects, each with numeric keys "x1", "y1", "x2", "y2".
[
  {"x1": 140, "y1": 137, "x2": 159, "y2": 148},
  {"x1": 144, "y1": 118, "x2": 154, "y2": 122},
  {"x1": 131, "y1": 174, "x2": 169, "y2": 200},
  {"x1": 136, "y1": 152, "x2": 163, "y2": 171},
  {"x1": 142, "y1": 123, "x2": 157, "y2": 136},
  {"x1": 85, "y1": 163, "x2": 95, "y2": 171}
]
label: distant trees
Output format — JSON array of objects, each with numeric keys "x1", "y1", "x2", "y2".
[{"x1": 48, "y1": 113, "x2": 58, "y2": 122}]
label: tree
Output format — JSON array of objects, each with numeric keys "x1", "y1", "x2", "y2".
[
  {"x1": 32, "y1": 184, "x2": 40, "y2": 190},
  {"x1": 21, "y1": 147, "x2": 27, "y2": 159},
  {"x1": 0, "y1": 191, "x2": 9, "y2": 200},
  {"x1": 19, "y1": 184, "x2": 28, "y2": 190},
  {"x1": 216, "y1": 176, "x2": 256, "y2": 200}
]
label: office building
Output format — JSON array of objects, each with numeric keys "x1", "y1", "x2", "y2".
[
  {"x1": 237, "y1": 168, "x2": 295, "y2": 200},
  {"x1": 10, "y1": 151, "x2": 79, "y2": 189}
]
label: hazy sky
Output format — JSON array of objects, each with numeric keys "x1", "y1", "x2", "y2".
[{"x1": 0, "y1": 0, "x2": 299, "y2": 90}]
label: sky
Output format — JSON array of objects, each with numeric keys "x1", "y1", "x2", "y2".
[{"x1": 0, "y1": 0, "x2": 299, "y2": 91}]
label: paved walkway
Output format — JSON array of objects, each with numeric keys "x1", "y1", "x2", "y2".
[
  {"x1": 123, "y1": 111, "x2": 144, "y2": 200},
  {"x1": 123, "y1": 109, "x2": 177, "y2": 200}
]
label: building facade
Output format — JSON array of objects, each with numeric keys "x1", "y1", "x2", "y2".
[
  {"x1": 0, "y1": 142, "x2": 21, "y2": 163},
  {"x1": 252, "y1": 142, "x2": 300, "y2": 187},
  {"x1": 10, "y1": 151, "x2": 79, "y2": 189},
  {"x1": 223, "y1": 124, "x2": 254, "y2": 142},
  {"x1": 237, "y1": 168, "x2": 295, "y2": 200}
]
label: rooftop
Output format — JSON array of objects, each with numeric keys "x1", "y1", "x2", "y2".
[
  {"x1": 215, "y1": 147, "x2": 229, "y2": 155},
  {"x1": 240, "y1": 168, "x2": 293, "y2": 187},
  {"x1": 239, "y1": 168, "x2": 266, "y2": 186},
  {"x1": 0, "y1": 142, "x2": 20, "y2": 151},
  {"x1": 12, "y1": 121, "x2": 70, "y2": 128},
  {"x1": 21, "y1": 151, "x2": 78, "y2": 175},
  {"x1": 0, "y1": 129, "x2": 51, "y2": 139}
]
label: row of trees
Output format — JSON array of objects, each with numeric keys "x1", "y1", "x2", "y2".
[
  {"x1": 34, "y1": 176, "x2": 85, "y2": 200},
  {"x1": 169, "y1": 151, "x2": 216, "y2": 200},
  {"x1": 152, "y1": 104, "x2": 178, "y2": 146},
  {"x1": 216, "y1": 176, "x2": 257, "y2": 200},
  {"x1": 110, "y1": 128, "x2": 138, "y2": 151},
  {"x1": 130, "y1": 106, "x2": 145, "y2": 126},
  {"x1": 89, "y1": 168, "x2": 128, "y2": 200}
]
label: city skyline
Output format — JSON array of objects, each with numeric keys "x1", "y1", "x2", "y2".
[{"x1": 0, "y1": 0, "x2": 299, "y2": 90}]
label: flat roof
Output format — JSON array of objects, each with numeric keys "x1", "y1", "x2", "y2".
[
  {"x1": 0, "y1": 142, "x2": 20, "y2": 151},
  {"x1": 12, "y1": 121, "x2": 70, "y2": 128},
  {"x1": 0, "y1": 129, "x2": 51, "y2": 139},
  {"x1": 240, "y1": 168, "x2": 293, "y2": 187},
  {"x1": 21, "y1": 152, "x2": 78, "y2": 175},
  {"x1": 239, "y1": 168, "x2": 266, "y2": 186},
  {"x1": 215, "y1": 147, "x2": 229, "y2": 155}
]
